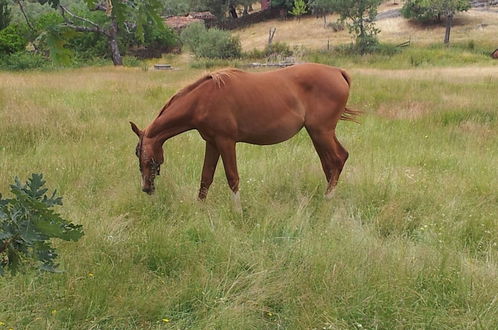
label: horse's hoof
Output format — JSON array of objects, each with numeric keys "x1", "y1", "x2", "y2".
[
  {"x1": 232, "y1": 191, "x2": 243, "y2": 214},
  {"x1": 324, "y1": 189, "x2": 335, "y2": 200}
]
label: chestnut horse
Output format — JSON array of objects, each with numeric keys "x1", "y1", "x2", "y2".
[{"x1": 130, "y1": 63, "x2": 359, "y2": 211}]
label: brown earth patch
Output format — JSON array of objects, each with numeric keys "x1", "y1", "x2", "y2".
[
  {"x1": 377, "y1": 101, "x2": 430, "y2": 120},
  {"x1": 458, "y1": 120, "x2": 495, "y2": 137}
]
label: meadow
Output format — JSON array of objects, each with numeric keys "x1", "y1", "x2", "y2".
[{"x1": 0, "y1": 50, "x2": 497, "y2": 329}]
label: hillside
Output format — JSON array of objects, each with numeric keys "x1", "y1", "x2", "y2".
[{"x1": 234, "y1": 3, "x2": 498, "y2": 50}]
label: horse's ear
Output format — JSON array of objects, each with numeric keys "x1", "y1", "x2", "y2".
[{"x1": 130, "y1": 121, "x2": 143, "y2": 138}]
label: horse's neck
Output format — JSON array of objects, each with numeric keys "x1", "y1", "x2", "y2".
[{"x1": 145, "y1": 105, "x2": 193, "y2": 145}]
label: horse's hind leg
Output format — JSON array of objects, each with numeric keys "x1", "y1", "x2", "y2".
[
  {"x1": 306, "y1": 128, "x2": 349, "y2": 199},
  {"x1": 329, "y1": 135, "x2": 349, "y2": 196},
  {"x1": 215, "y1": 138, "x2": 242, "y2": 213},
  {"x1": 198, "y1": 141, "x2": 220, "y2": 201}
]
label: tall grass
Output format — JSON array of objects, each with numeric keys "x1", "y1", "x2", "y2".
[{"x1": 0, "y1": 59, "x2": 497, "y2": 328}]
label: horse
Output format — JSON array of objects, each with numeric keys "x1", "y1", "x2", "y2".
[{"x1": 130, "y1": 63, "x2": 359, "y2": 211}]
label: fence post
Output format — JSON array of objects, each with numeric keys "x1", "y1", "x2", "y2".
[{"x1": 268, "y1": 27, "x2": 276, "y2": 46}]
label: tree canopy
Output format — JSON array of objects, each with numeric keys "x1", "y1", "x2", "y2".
[
  {"x1": 9, "y1": 0, "x2": 176, "y2": 65},
  {"x1": 311, "y1": 0, "x2": 382, "y2": 54},
  {"x1": 402, "y1": 0, "x2": 471, "y2": 44},
  {"x1": 402, "y1": 0, "x2": 470, "y2": 23}
]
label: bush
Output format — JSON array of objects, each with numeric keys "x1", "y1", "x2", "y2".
[
  {"x1": 355, "y1": 34, "x2": 380, "y2": 54},
  {"x1": 0, "y1": 25, "x2": 28, "y2": 54},
  {"x1": 245, "y1": 42, "x2": 294, "y2": 59},
  {"x1": 181, "y1": 23, "x2": 241, "y2": 59},
  {"x1": 122, "y1": 55, "x2": 143, "y2": 67},
  {"x1": 0, "y1": 51, "x2": 48, "y2": 71},
  {"x1": 0, "y1": 174, "x2": 84, "y2": 275},
  {"x1": 143, "y1": 24, "x2": 178, "y2": 52}
]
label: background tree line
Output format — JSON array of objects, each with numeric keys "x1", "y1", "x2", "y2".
[{"x1": 0, "y1": 0, "x2": 474, "y2": 70}]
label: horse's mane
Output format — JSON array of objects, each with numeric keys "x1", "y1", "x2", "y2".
[{"x1": 157, "y1": 68, "x2": 242, "y2": 117}]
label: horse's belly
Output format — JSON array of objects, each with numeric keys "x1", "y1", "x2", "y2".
[{"x1": 237, "y1": 116, "x2": 304, "y2": 145}]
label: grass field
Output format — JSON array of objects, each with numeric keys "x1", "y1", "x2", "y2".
[{"x1": 1, "y1": 50, "x2": 498, "y2": 328}]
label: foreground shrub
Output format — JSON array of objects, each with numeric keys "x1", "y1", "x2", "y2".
[
  {"x1": 181, "y1": 23, "x2": 241, "y2": 59},
  {"x1": 0, "y1": 174, "x2": 84, "y2": 275}
]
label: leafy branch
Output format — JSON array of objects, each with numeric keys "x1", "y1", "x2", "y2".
[{"x1": 0, "y1": 174, "x2": 84, "y2": 275}]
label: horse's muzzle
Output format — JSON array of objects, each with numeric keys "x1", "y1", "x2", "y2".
[{"x1": 142, "y1": 186, "x2": 155, "y2": 195}]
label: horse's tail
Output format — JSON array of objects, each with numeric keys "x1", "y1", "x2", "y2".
[
  {"x1": 340, "y1": 107, "x2": 363, "y2": 123},
  {"x1": 339, "y1": 69, "x2": 363, "y2": 123}
]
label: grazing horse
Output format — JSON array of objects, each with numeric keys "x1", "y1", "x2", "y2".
[{"x1": 130, "y1": 63, "x2": 359, "y2": 211}]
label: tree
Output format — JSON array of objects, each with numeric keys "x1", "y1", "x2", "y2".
[
  {"x1": 290, "y1": 0, "x2": 308, "y2": 20},
  {"x1": 401, "y1": 0, "x2": 470, "y2": 44},
  {"x1": 24, "y1": 0, "x2": 167, "y2": 66},
  {"x1": 312, "y1": 0, "x2": 382, "y2": 54},
  {"x1": 0, "y1": 0, "x2": 10, "y2": 30}
]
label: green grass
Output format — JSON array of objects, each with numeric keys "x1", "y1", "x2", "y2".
[
  {"x1": 0, "y1": 53, "x2": 497, "y2": 329},
  {"x1": 306, "y1": 41, "x2": 498, "y2": 69}
]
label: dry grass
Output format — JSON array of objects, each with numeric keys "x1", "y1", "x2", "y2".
[{"x1": 352, "y1": 66, "x2": 498, "y2": 81}]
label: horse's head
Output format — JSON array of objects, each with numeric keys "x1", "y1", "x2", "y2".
[{"x1": 130, "y1": 122, "x2": 163, "y2": 195}]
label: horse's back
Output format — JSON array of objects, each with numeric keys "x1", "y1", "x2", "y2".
[{"x1": 194, "y1": 64, "x2": 350, "y2": 144}]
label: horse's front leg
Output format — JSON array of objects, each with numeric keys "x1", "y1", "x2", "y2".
[
  {"x1": 198, "y1": 141, "x2": 220, "y2": 201},
  {"x1": 215, "y1": 138, "x2": 242, "y2": 213}
]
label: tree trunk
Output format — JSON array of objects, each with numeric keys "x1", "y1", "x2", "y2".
[
  {"x1": 108, "y1": 17, "x2": 122, "y2": 66},
  {"x1": 229, "y1": 5, "x2": 238, "y2": 19},
  {"x1": 444, "y1": 13, "x2": 453, "y2": 45}
]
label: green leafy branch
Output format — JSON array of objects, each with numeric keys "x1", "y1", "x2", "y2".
[{"x1": 0, "y1": 174, "x2": 84, "y2": 275}]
